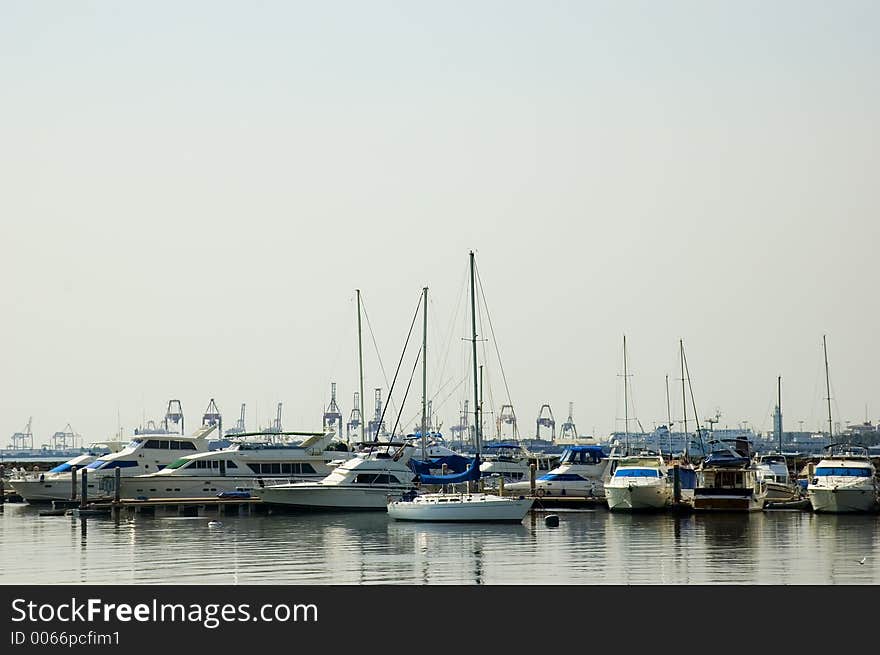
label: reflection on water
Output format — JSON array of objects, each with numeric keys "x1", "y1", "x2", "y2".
[{"x1": 1, "y1": 504, "x2": 878, "y2": 584}]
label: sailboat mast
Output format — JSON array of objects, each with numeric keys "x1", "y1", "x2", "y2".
[
  {"x1": 665, "y1": 374, "x2": 672, "y2": 456},
  {"x1": 421, "y1": 286, "x2": 428, "y2": 461},
  {"x1": 623, "y1": 334, "x2": 629, "y2": 455},
  {"x1": 470, "y1": 251, "x2": 481, "y2": 454},
  {"x1": 823, "y1": 335, "x2": 833, "y2": 438},
  {"x1": 680, "y1": 339, "x2": 688, "y2": 459},
  {"x1": 357, "y1": 289, "x2": 365, "y2": 444},
  {"x1": 777, "y1": 375, "x2": 783, "y2": 452}
]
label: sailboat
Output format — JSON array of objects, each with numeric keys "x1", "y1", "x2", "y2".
[{"x1": 387, "y1": 252, "x2": 534, "y2": 523}]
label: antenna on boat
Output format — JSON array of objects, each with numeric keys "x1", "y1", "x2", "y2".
[
  {"x1": 776, "y1": 376, "x2": 783, "y2": 452},
  {"x1": 823, "y1": 335, "x2": 833, "y2": 440}
]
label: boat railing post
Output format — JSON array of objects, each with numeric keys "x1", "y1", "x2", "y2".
[
  {"x1": 80, "y1": 468, "x2": 88, "y2": 509},
  {"x1": 529, "y1": 463, "x2": 536, "y2": 496},
  {"x1": 441, "y1": 463, "x2": 447, "y2": 494},
  {"x1": 71, "y1": 465, "x2": 78, "y2": 501},
  {"x1": 114, "y1": 466, "x2": 121, "y2": 504},
  {"x1": 498, "y1": 476, "x2": 505, "y2": 497},
  {"x1": 673, "y1": 464, "x2": 681, "y2": 505}
]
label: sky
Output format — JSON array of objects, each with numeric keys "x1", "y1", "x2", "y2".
[{"x1": 1, "y1": 1, "x2": 878, "y2": 446}]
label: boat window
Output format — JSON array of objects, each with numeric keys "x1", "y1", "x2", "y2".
[
  {"x1": 145, "y1": 440, "x2": 161, "y2": 449},
  {"x1": 170, "y1": 441, "x2": 180, "y2": 450},
  {"x1": 300, "y1": 463, "x2": 316, "y2": 474},
  {"x1": 537, "y1": 473, "x2": 585, "y2": 482},
  {"x1": 281, "y1": 463, "x2": 292, "y2": 474},
  {"x1": 48, "y1": 463, "x2": 74, "y2": 473},
  {"x1": 127, "y1": 439, "x2": 144, "y2": 448},
  {"x1": 247, "y1": 464, "x2": 261, "y2": 474},
  {"x1": 815, "y1": 467, "x2": 871, "y2": 477},
  {"x1": 166, "y1": 458, "x2": 190, "y2": 470},
  {"x1": 614, "y1": 469, "x2": 661, "y2": 478},
  {"x1": 226, "y1": 460, "x2": 237, "y2": 469},
  {"x1": 158, "y1": 440, "x2": 170, "y2": 449},
  {"x1": 86, "y1": 460, "x2": 107, "y2": 470},
  {"x1": 179, "y1": 442, "x2": 197, "y2": 451},
  {"x1": 354, "y1": 474, "x2": 399, "y2": 484}
]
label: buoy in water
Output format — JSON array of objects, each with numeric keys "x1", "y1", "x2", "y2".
[
  {"x1": 544, "y1": 514, "x2": 560, "y2": 527},
  {"x1": 208, "y1": 520, "x2": 223, "y2": 528}
]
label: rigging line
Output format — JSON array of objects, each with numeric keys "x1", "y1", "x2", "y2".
[
  {"x1": 435, "y1": 263, "x2": 469, "y2": 405},
  {"x1": 401, "y1": 372, "x2": 468, "y2": 432},
  {"x1": 474, "y1": 259, "x2": 515, "y2": 409},
  {"x1": 370, "y1": 291, "x2": 423, "y2": 445},
  {"x1": 681, "y1": 346, "x2": 705, "y2": 453},
  {"x1": 390, "y1": 345, "x2": 423, "y2": 439},
  {"x1": 359, "y1": 294, "x2": 399, "y2": 419}
]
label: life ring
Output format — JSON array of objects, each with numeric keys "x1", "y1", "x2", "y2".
[{"x1": 534, "y1": 488, "x2": 546, "y2": 498}]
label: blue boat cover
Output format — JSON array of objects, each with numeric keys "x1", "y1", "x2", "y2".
[
  {"x1": 409, "y1": 454, "x2": 472, "y2": 475},
  {"x1": 418, "y1": 454, "x2": 482, "y2": 485}
]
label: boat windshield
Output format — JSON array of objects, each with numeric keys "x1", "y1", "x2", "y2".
[
  {"x1": 614, "y1": 468, "x2": 661, "y2": 478},
  {"x1": 815, "y1": 467, "x2": 871, "y2": 477},
  {"x1": 166, "y1": 458, "x2": 190, "y2": 470},
  {"x1": 48, "y1": 462, "x2": 75, "y2": 473}
]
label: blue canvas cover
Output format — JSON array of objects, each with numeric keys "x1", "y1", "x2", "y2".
[{"x1": 417, "y1": 454, "x2": 482, "y2": 485}]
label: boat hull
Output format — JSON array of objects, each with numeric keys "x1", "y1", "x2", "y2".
[
  {"x1": 693, "y1": 490, "x2": 765, "y2": 512},
  {"x1": 388, "y1": 494, "x2": 533, "y2": 522},
  {"x1": 808, "y1": 487, "x2": 877, "y2": 513},
  {"x1": 121, "y1": 475, "x2": 323, "y2": 500},
  {"x1": 605, "y1": 483, "x2": 671, "y2": 511},
  {"x1": 254, "y1": 484, "x2": 413, "y2": 510},
  {"x1": 9, "y1": 476, "x2": 113, "y2": 503}
]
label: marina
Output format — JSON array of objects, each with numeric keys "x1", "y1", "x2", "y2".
[{"x1": 1, "y1": 500, "x2": 879, "y2": 585}]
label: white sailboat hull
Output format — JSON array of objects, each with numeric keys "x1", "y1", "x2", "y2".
[
  {"x1": 254, "y1": 483, "x2": 413, "y2": 510},
  {"x1": 388, "y1": 493, "x2": 534, "y2": 522},
  {"x1": 808, "y1": 487, "x2": 877, "y2": 513},
  {"x1": 605, "y1": 482, "x2": 671, "y2": 511}
]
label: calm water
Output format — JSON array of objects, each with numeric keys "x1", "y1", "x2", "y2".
[{"x1": 1, "y1": 503, "x2": 879, "y2": 584}]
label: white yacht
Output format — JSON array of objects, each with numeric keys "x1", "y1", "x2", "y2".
[
  {"x1": 478, "y1": 442, "x2": 558, "y2": 483},
  {"x1": 120, "y1": 431, "x2": 352, "y2": 499},
  {"x1": 755, "y1": 454, "x2": 799, "y2": 500},
  {"x1": 252, "y1": 442, "x2": 418, "y2": 510},
  {"x1": 388, "y1": 491, "x2": 533, "y2": 523},
  {"x1": 10, "y1": 425, "x2": 215, "y2": 503},
  {"x1": 693, "y1": 439, "x2": 767, "y2": 512},
  {"x1": 605, "y1": 454, "x2": 672, "y2": 511},
  {"x1": 807, "y1": 444, "x2": 878, "y2": 513},
  {"x1": 504, "y1": 445, "x2": 611, "y2": 498}
]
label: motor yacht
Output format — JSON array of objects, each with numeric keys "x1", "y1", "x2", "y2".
[
  {"x1": 9, "y1": 425, "x2": 215, "y2": 503},
  {"x1": 605, "y1": 454, "x2": 672, "y2": 511},
  {"x1": 252, "y1": 442, "x2": 418, "y2": 510},
  {"x1": 807, "y1": 444, "x2": 878, "y2": 513},
  {"x1": 693, "y1": 439, "x2": 767, "y2": 512},
  {"x1": 120, "y1": 431, "x2": 352, "y2": 499},
  {"x1": 504, "y1": 445, "x2": 612, "y2": 498},
  {"x1": 755, "y1": 454, "x2": 799, "y2": 501},
  {"x1": 478, "y1": 442, "x2": 558, "y2": 483}
]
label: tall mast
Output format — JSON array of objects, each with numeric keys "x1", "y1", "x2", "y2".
[
  {"x1": 470, "y1": 251, "x2": 481, "y2": 455},
  {"x1": 421, "y1": 286, "x2": 428, "y2": 461},
  {"x1": 777, "y1": 375, "x2": 783, "y2": 452},
  {"x1": 665, "y1": 374, "x2": 672, "y2": 456},
  {"x1": 623, "y1": 334, "x2": 629, "y2": 455},
  {"x1": 823, "y1": 335, "x2": 833, "y2": 438},
  {"x1": 680, "y1": 339, "x2": 688, "y2": 459},
  {"x1": 357, "y1": 289, "x2": 365, "y2": 444}
]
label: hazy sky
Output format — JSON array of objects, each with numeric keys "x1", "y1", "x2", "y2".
[{"x1": 2, "y1": 1, "x2": 878, "y2": 445}]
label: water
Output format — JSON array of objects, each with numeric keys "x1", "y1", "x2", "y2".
[{"x1": 1, "y1": 504, "x2": 878, "y2": 584}]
